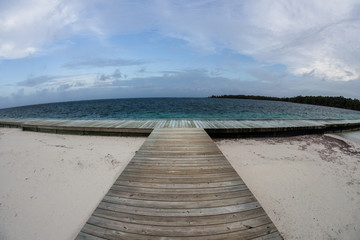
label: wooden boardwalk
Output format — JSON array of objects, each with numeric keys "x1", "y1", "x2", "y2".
[
  {"x1": 1, "y1": 118, "x2": 360, "y2": 137},
  {"x1": 76, "y1": 128, "x2": 282, "y2": 240}
]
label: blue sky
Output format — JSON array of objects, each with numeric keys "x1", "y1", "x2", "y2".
[{"x1": 1, "y1": 0, "x2": 360, "y2": 108}]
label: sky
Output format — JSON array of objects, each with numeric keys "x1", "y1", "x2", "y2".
[{"x1": 0, "y1": 0, "x2": 360, "y2": 108}]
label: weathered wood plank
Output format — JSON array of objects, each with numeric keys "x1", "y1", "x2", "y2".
[
  {"x1": 101, "y1": 195, "x2": 257, "y2": 209},
  {"x1": 110, "y1": 184, "x2": 248, "y2": 194},
  {"x1": 119, "y1": 172, "x2": 237, "y2": 179},
  {"x1": 97, "y1": 201, "x2": 261, "y2": 217},
  {"x1": 86, "y1": 215, "x2": 272, "y2": 237},
  {"x1": 117, "y1": 175, "x2": 241, "y2": 184},
  {"x1": 93, "y1": 207, "x2": 267, "y2": 226},
  {"x1": 127, "y1": 160, "x2": 229, "y2": 166},
  {"x1": 2, "y1": 118, "x2": 359, "y2": 137},
  {"x1": 114, "y1": 180, "x2": 245, "y2": 189},
  {"x1": 106, "y1": 189, "x2": 252, "y2": 201},
  {"x1": 77, "y1": 128, "x2": 282, "y2": 239},
  {"x1": 81, "y1": 222, "x2": 279, "y2": 240}
]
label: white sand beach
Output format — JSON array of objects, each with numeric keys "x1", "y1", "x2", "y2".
[
  {"x1": 1, "y1": 128, "x2": 359, "y2": 239},
  {"x1": 216, "y1": 132, "x2": 360, "y2": 239},
  {"x1": 0, "y1": 128, "x2": 145, "y2": 240}
]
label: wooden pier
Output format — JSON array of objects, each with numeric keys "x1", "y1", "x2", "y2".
[
  {"x1": 1, "y1": 118, "x2": 360, "y2": 137},
  {"x1": 76, "y1": 128, "x2": 282, "y2": 239},
  {"x1": 1, "y1": 118, "x2": 360, "y2": 239}
]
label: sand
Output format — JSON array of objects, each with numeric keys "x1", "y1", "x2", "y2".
[
  {"x1": 215, "y1": 133, "x2": 360, "y2": 240},
  {"x1": 0, "y1": 128, "x2": 145, "y2": 240},
  {"x1": 1, "y1": 128, "x2": 360, "y2": 240}
]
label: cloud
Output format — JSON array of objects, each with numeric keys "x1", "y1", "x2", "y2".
[
  {"x1": 2, "y1": 0, "x2": 360, "y2": 84},
  {"x1": 0, "y1": 0, "x2": 80, "y2": 59},
  {"x1": 2, "y1": 68, "x2": 360, "y2": 109},
  {"x1": 11, "y1": 88, "x2": 25, "y2": 99},
  {"x1": 58, "y1": 0, "x2": 357, "y2": 82},
  {"x1": 63, "y1": 58, "x2": 148, "y2": 69},
  {"x1": 18, "y1": 75, "x2": 59, "y2": 87},
  {"x1": 150, "y1": 0, "x2": 360, "y2": 82},
  {"x1": 0, "y1": 69, "x2": 237, "y2": 108},
  {"x1": 56, "y1": 84, "x2": 71, "y2": 92},
  {"x1": 137, "y1": 67, "x2": 146, "y2": 73},
  {"x1": 293, "y1": 58, "x2": 359, "y2": 82},
  {"x1": 13, "y1": 68, "x2": 360, "y2": 99},
  {"x1": 16, "y1": 73, "x2": 96, "y2": 92},
  {"x1": 97, "y1": 69, "x2": 124, "y2": 82}
]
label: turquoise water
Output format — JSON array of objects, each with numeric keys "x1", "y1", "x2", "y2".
[{"x1": 0, "y1": 98, "x2": 360, "y2": 119}]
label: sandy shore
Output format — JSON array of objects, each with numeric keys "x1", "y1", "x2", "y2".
[
  {"x1": 0, "y1": 128, "x2": 145, "y2": 240},
  {"x1": 216, "y1": 132, "x2": 360, "y2": 239},
  {"x1": 1, "y1": 128, "x2": 359, "y2": 239}
]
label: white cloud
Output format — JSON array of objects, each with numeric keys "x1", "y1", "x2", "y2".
[
  {"x1": 63, "y1": 58, "x2": 148, "y2": 69},
  {"x1": 80, "y1": 0, "x2": 360, "y2": 82},
  {"x1": 0, "y1": 0, "x2": 79, "y2": 59},
  {"x1": 294, "y1": 58, "x2": 359, "y2": 82},
  {"x1": 146, "y1": 0, "x2": 360, "y2": 82},
  {"x1": 15, "y1": 73, "x2": 97, "y2": 94},
  {"x1": 2, "y1": 0, "x2": 360, "y2": 83},
  {"x1": 2, "y1": 67, "x2": 360, "y2": 109},
  {"x1": 242, "y1": 0, "x2": 360, "y2": 82}
]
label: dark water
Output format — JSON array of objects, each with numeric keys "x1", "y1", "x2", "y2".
[{"x1": 0, "y1": 98, "x2": 360, "y2": 119}]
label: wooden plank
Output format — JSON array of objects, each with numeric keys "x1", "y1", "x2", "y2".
[
  {"x1": 119, "y1": 172, "x2": 237, "y2": 179},
  {"x1": 101, "y1": 195, "x2": 257, "y2": 209},
  {"x1": 127, "y1": 159, "x2": 229, "y2": 165},
  {"x1": 113, "y1": 180, "x2": 245, "y2": 189},
  {"x1": 117, "y1": 175, "x2": 241, "y2": 184},
  {"x1": 97, "y1": 201, "x2": 261, "y2": 217},
  {"x1": 86, "y1": 215, "x2": 272, "y2": 237},
  {"x1": 2, "y1": 118, "x2": 359, "y2": 137},
  {"x1": 81, "y1": 222, "x2": 279, "y2": 240},
  {"x1": 121, "y1": 168, "x2": 238, "y2": 175},
  {"x1": 110, "y1": 184, "x2": 248, "y2": 194},
  {"x1": 77, "y1": 128, "x2": 282, "y2": 239},
  {"x1": 92, "y1": 207, "x2": 267, "y2": 226},
  {"x1": 106, "y1": 189, "x2": 252, "y2": 201},
  {"x1": 128, "y1": 160, "x2": 228, "y2": 166},
  {"x1": 123, "y1": 164, "x2": 234, "y2": 171}
]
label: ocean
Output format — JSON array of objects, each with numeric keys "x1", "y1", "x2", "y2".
[{"x1": 0, "y1": 98, "x2": 360, "y2": 119}]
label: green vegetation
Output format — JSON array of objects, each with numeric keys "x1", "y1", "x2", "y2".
[{"x1": 210, "y1": 95, "x2": 360, "y2": 112}]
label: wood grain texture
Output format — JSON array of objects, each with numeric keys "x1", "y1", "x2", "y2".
[
  {"x1": 76, "y1": 128, "x2": 282, "y2": 239},
  {"x1": 1, "y1": 118, "x2": 360, "y2": 138}
]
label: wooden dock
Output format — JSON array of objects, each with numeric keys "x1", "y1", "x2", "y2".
[
  {"x1": 1, "y1": 118, "x2": 359, "y2": 238},
  {"x1": 76, "y1": 128, "x2": 282, "y2": 239},
  {"x1": 1, "y1": 118, "x2": 360, "y2": 137}
]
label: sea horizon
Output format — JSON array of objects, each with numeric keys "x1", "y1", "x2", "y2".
[{"x1": 1, "y1": 97, "x2": 360, "y2": 120}]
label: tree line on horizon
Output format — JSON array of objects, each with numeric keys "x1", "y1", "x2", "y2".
[{"x1": 210, "y1": 95, "x2": 360, "y2": 112}]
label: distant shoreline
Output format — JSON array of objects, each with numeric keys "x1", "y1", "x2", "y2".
[{"x1": 210, "y1": 95, "x2": 360, "y2": 112}]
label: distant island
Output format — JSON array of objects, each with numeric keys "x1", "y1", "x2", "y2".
[{"x1": 210, "y1": 95, "x2": 360, "y2": 112}]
